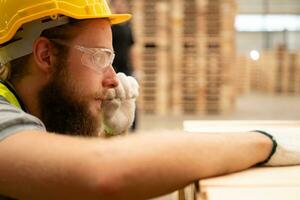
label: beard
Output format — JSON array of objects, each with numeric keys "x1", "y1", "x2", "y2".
[{"x1": 38, "y1": 64, "x2": 101, "y2": 137}]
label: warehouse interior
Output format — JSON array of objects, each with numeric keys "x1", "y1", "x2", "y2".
[
  {"x1": 110, "y1": 0, "x2": 300, "y2": 199},
  {"x1": 1, "y1": 0, "x2": 300, "y2": 199},
  {"x1": 117, "y1": 0, "x2": 300, "y2": 199},
  {"x1": 119, "y1": 0, "x2": 300, "y2": 133}
]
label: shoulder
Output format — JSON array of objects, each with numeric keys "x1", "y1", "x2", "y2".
[{"x1": 0, "y1": 96, "x2": 46, "y2": 141}]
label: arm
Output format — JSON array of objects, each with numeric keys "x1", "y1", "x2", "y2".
[{"x1": 0, "y1": 130, "x2": 272, "y2": 200}]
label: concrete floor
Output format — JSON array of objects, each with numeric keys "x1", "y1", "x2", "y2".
[{"x1": 136, "y1": 92, "x2": 300, "y2": 200}]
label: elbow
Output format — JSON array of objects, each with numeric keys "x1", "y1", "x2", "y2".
[{"x1": 91, "y1": 169, "x2": 131, "y2": 200}]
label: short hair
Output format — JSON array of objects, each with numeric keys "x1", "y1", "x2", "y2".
[{"x1": 0, "y1": 63, "x2": 10, "y2": 81}]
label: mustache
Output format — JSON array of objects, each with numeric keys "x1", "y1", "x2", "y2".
[
  {"x1": 94, "y1": 90, "x2": 106, "y2": 100},
  {"x1": 101, "y1": 89, "x2": 116, "y2": 100}
]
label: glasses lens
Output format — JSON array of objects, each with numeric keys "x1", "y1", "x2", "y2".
[
  {"x1": 93, "y1": 52, "x2": 107, "y2": 67},
  {"x1": 74, "y1": 45, "x2": 115, "y2": 72},
  {"x1": 93, "y1": 50, "x2": 113, "y2": 69},
  {"x1": 81, "y1": 53, "x2": 94, "y2": 68}
]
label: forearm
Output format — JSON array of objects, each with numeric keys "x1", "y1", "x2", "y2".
[
  {"x1": 93, "y1": 131, "x2": 272, "y2": 200},
  {"x1": 0, "y1": 130, "x2": 272, "y2": 200}
]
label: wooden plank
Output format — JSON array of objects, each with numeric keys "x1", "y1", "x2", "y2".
[
  {"x1": 197, "y1": 166, "x2": 300, "y2": 200},
  {"x1": 183, "y1": 120, "x2": 300, "y2": 133},
  {"x1": 200, "y1": 166, "x2": 300, "y2": 187},
  {"x1": 182, "y1": 120, "x2": 300, "y2": 200},
  {"x1": 199, "y1": 187, "x2": 300, "y2": 200}
]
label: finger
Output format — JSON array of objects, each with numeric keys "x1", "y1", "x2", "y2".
[
  {"x1": 127, "y1": 76, "x2": 139, "y2": 98},
  {"x1": 118, "y1": 73, "x2": 131, "y2": 99},
  {"x1": 116, "y1": 73, "x2": 126, "y2": 99}
]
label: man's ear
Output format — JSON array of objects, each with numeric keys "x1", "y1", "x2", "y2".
[{"x1": 32, "y1": 37, "x2": 55, "y2": 74}]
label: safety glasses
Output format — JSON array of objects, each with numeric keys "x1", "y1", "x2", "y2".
[{"x1": 50, "y1": 39, "x2": 115, "y2": 73}]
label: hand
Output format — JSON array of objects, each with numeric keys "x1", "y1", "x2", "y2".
[
  {"x1": 257, "y1": 128, "x2": 300, "y2": 166},
  {"x1": 101, "y1": 73, "x2": 139, "y2": 136}
]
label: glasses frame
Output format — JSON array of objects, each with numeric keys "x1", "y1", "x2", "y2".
[{"x1": 49, "y1": 38, "x2": 115, "y2": 73}]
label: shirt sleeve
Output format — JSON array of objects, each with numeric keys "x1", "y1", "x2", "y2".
[{"x1": 0, "y1": 96, "x2": 46, "y2": 142}]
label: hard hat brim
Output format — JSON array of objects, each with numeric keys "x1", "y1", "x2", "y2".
[
  {"x1": 74, "y1": 13, "x2": 132, "y2": 24},
  {"x1": 107, "y1": 14, "x2": 132, "y2": 24}
]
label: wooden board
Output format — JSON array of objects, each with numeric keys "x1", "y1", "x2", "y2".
[
  {"x1": 198, "y1": 187, "x2": 300, "y2": 200},
  {"x1": 183, "y1": 120, "x2": 300, "y2": 133},
  {"x1": 198, "y1": 166, "x2": 300, "y2": 200},
  {"x1": 200, "y1": 166, "x2": 300, "y2": 187},
  {"x1": 181, "y1": 120, "x2": 300, "y2": 200}
]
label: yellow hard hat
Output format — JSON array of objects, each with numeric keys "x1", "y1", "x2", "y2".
[
  {"x1": 0, "y1": 0, "x2": 131, "y2": 66},
  {"x1": 0, "y1": 0, "x2": 131, "y2": 45}
]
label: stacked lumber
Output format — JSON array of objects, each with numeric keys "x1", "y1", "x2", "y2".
[
  {"x1": 129, "y1": 0, "x2": 237, "y2": 115},
  {"x1": 251, "y1": 51, "x2": 277, "y2": 93},
  {"x1": 171, "y1": 0, "x2": 201, "y2": 114},
  {"x1": 235, "y1": 55, "x2": 252, "y2": 94},
  {"x1": 200, "y1": 0, "x2": 237, "y2": 114},
  {"x1": 288, "y1": 52, "x2": 300, "y2": 94},
  {"x1": 275, "y1": 45, "x2": 290, "y2": 93},
  {"x1": 250, "y1": 46, "x2": 300, "y2": 95},
  {"x1": 130, "y1": 0, "x2": 170, "y2": 115}
]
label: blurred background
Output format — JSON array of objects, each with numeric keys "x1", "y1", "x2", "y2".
[
  {"x1": 109, "y1": 1, "x2": 300, "y2": 199},
  {"x1": 111, "y1": 0, "x2": 300, "y2": 132}
]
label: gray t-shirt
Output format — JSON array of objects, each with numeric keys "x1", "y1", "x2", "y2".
[
  {"x1": 0, "y1": 96, "x2": 46, "y2": 199},
  {"x1": 0, "y1": 96, "x2": 45, "y2": 141}
]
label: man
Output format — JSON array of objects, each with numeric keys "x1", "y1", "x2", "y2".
[{"x1": 0, "y1": 0, "x2": 299, "y2": 200}]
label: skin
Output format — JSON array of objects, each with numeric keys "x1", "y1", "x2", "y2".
[{"x1": 0, "y1": 19, "x2": 273, "y2": 200}]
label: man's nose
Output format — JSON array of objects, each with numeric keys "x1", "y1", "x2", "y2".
[{"x1": 102, "y1": 65, "x2": 119, "y2": 88}]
